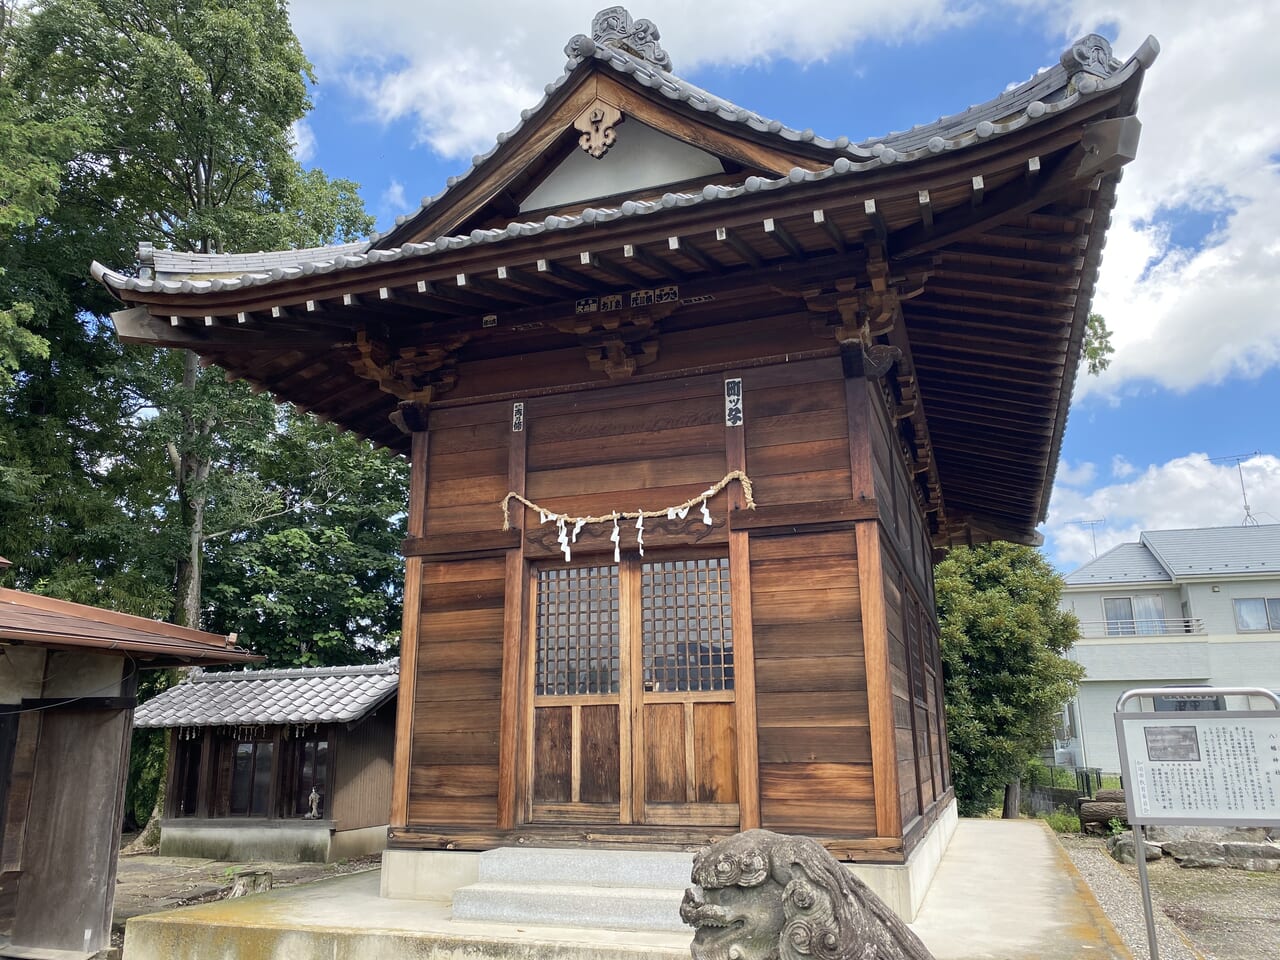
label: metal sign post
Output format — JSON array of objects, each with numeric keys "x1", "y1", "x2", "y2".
[{"x1": 1114, "y1": 686, "x2": 1280, "y2": 960}]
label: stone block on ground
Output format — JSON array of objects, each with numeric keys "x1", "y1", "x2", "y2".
[
  {"x1": 1162, "y1": 840, "x2": 1226, "y2": 862},
  {"x1": 1107, "y1": 834, "x2": 1161, "y2": 864}
]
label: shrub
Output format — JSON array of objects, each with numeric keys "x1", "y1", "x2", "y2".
[{"x1": 1040, "y1": 807, "x2": 1081, "y2": 833}]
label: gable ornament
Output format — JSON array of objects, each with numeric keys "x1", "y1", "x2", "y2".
[
  {"x1": 574, "y1": 100, "x2": 624, "y2": 159},
  {"x1": 565, "y1": 6, "x2": 673, "y2": 73}
]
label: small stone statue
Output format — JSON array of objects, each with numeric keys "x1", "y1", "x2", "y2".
[
  {"x1": 681, "y1": 830, "x2": 936, "y2": 960},
  {"x1": 303, "y1": 785, "x2": 322, "y2": 820}
]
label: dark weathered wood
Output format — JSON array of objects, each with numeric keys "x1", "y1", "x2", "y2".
[
  {"x1": 533, "y1": 707, "x2": 572, "y2": 804},
  {"x1": 644, "y1": 703, "x2": 686, "y2": 804},
  {"x1": 856, "y1": 520, "x2": 902, "y2": 842},
  {"x1": 579, "y1": 704, "x2": 621, "y2": 804}
]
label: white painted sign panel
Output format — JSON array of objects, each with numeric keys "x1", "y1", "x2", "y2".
[{"x1": 1114, "y1": 712, "x2": 1280, "y2": 826}]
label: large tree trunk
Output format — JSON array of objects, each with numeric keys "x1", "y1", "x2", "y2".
[
  {"x1": 1002, "y1": 779, "x2": 1021, "y2": 819},
  {"x1": 171, "y1": 349, "x2": 213, "y2": 628}
]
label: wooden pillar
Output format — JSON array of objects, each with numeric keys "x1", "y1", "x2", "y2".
[
  {"x1": 725, "y1": 375, "x2": 759, "y2": 829},
  {"x1": 497, "y1": 403, "x2": 528, "y2": 829},
  {"x1": 847, "y1": 373, "x2": 902, "y2": 841},
  {"x1": 389, "y1": 402, "x2": 430, "y2": 832}
]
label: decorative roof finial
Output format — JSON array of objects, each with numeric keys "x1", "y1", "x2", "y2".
[
  {"x1": 565, "y1": 7, "x2": 672, "y2": 73},
  {"x1": 1061, "y1": 34, "x2": 1122, "y2": 79}
]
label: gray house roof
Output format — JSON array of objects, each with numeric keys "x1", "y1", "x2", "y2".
[
  {"x1": 133, "y1": 661, "x2": 399, "y2": 728},
  {"x1": 1142, "y1": 525, "x2": 1280, "y2": 578},
  {"x1": 1064, "y1": 524, "x2": 1280, "y2": 586},
  {"x1": 1063, "y1": 542, "x2": 1172, "y2": 586}
]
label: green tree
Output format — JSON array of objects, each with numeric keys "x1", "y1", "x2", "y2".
[
  {"x1": 1082, "y1": 312, "x2": 1113, "y2": 376},
  {"x1": 202, "y1": 410, "x2": 408, "y2": 667},
  {"x1": 7, "y1": 0, "x2": 373, "y2": 626},
  {"x1": 935, "y1": 542, "x2": 1084, "y2": 817}
]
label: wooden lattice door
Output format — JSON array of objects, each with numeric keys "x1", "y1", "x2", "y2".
[{"x1": 527, "y1": 555, "x2": 739, "y2": 826}]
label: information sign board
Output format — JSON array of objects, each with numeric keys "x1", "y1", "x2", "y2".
[{"x1": 1114, "y1": 711, "x2": 1280, "y2": 826}]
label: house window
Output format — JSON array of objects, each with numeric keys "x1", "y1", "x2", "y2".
[
  {"x1": 1233, "y1": 598, "x2": 1280, "y2": 632},
  {"x1": 229, "y1": 740, "x2": 274, "y2": 816},
  {"x1": 1103, "y1": 595, "x2": 1165, "y2": 636},
  {"x1": 291, "y1": 739, "x2": 329, "y2": 818}
]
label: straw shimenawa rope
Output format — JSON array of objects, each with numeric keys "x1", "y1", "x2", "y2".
[{"x1": 500, "y1": 470, "x2": 755, "y2": 531}]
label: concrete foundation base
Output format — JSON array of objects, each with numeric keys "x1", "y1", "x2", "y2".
[
  {"x1": 157, "y1": 820, "x2": 388, "y2": 864},
  {"x1": 379, "y1": 797, "x2": 957, "y2": 924}
]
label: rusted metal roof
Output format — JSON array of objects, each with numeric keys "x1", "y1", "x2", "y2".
[{"x1": 0, "y1": 588, "x2": 261, "y2": 667}]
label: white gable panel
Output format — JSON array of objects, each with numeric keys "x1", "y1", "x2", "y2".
[{"x1": 520, "y1": 120, "x2": 727, "y2": 212}]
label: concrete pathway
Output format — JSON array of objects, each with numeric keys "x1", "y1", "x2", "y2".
[
  {"x1": 910, "y1": 819, "x2": 1131, "y2": 959},
  {"x1": 120, "y1": 820, "x2": 1133, "y2": 960}
]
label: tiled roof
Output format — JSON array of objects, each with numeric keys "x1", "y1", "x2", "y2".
[
  {"x1": 133, "y1": 660, "x2": 398, "y2": 728},
  {"x1": 1063, "y1": 543, "x2": 1172, "y2": 586},
  {"x1": 90, "y1": 30, "x2": 1157, "y2": 297},
  {"x1": 1142, "y1": 525, "x2": 1280, "y2": 578}
]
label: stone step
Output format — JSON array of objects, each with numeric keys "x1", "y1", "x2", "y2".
[
  {"x1": 474, "y1": 846, "x2": 694, "y2": 889},
  {"x1": 451, "y1": 880, "x2": 688, "y2": 932}
]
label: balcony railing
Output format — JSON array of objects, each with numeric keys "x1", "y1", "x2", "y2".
[{"x1": 1077, "y1": 618, "x2": 1206, "y2": 639}]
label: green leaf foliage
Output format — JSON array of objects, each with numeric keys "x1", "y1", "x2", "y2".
[
  {"x1": 935, "y1": 542, "x2": 1084, "y2": 816},
  {"x1": 1082, "y1": 312, "x2": 1113, "y2": 376},
  {"x1": 0, "y1": 1, "x2": 393, "y2": 822}
]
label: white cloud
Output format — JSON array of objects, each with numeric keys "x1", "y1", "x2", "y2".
[
  {"x1": 1044, "y1": 452, "x2": 1280, "y2": 569},
  {"x1": 288, "y1": 1, "x2": 965, "y2": 159},
  {"x1": 1031, "y1": 0, "x2": 1280, "y2": 398},
  {"x1": 1057, "y1": 459, "x2": 1098, "y2": 486},
  {"x1": 1110, "y1": 455, "x2": 1136, "y2": 479},
  {"x1": 380, "y1": 178, "x2": 407, "y2": 215},
  {"x1": 290, "y1": 119, "x2": 317, "y2": 164}
]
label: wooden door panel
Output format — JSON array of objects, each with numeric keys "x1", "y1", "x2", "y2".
[
  {"x1": 580, "y1": 704, "x2": 621, "y2": 803},
  {"x1": 693, "y1": 703, "x2": 737, "y2": 803},
  {"x1": 644, "y1": 703, "x2": 687, "y2": 803},
  {"x1": 532, "y1": 707, "x2": 571, "y2": 804}
]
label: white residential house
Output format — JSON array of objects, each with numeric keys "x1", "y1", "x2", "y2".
[{"x1": 1057, "y1": 524, "x2": 1280, "y2": 773}]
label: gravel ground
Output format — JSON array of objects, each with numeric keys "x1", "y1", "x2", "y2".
[{"x1": 1059, "y1": 834, "x2": 1280, "y2": 960}]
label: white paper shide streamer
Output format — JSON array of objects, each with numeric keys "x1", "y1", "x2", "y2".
[{"x1": 499, "y1": 470, "x2": 756, "y2": 563}]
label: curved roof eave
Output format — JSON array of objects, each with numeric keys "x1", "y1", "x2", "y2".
[{"x1": 91, "y1": 34, "x2": 1157, "y2": 305}]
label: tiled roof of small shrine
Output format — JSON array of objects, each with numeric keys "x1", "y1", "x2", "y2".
[
  {"x1": 133, "y1": 660, "x2": 399, "y2": 728},
  {"x1": 91, "y1": 23, "x2": 1157, "y2": 297}
]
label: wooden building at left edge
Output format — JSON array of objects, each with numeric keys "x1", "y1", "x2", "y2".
[
  {"x1": 0, "y1": 569, "x2": 259, "y2": 957},
  {"x1": 94, "y1": 9, "x2": 1156, "y2": 919}
]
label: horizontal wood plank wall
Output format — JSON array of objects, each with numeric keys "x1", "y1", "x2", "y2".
[
  {"x1": 411, "y1": 554, "x2": 506, "y2": 825},
  {"x1": 865, "y1": 378, "x2": 952, "y2": 839},
  {"x1": 333, "y1": 708, "x2": 395, "y2": 831},
  {"x1": 752, "y1": 529, "x2": 871, "y2": 834}
]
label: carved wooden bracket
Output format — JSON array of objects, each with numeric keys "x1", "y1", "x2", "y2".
[
  {"x1": 349, "y1": 328, "x2": 470, "y2": 403},
  {"x1": 574, "y1": 100, "x2": 624, "y2": 159},
  {"x1": 550, "y1": 307, "x2": 662, "y2": 380}
]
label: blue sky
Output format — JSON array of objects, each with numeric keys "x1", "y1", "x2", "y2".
[{"x1": 285, "y1": 1, "x2": 1280, "y2": 572}]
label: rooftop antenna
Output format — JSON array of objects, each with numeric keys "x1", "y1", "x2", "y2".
[
  {"x1": 1067, "y1": 518, "x2": 1106, "y2": 558},
  {"x1": 1208, "y1": 452, "x2": 1261, "y2": 526}
]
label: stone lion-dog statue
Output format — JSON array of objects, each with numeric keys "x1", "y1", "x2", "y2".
[{"x1": 680, "y1": 829, "x2": 936, "y2": 960}]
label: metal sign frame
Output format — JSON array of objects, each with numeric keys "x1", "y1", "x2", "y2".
[{"x1": 1113, "y1": 686, "x2": 1280, "y2": 960}]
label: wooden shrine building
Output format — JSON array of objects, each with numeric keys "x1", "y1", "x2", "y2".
[{"x1": 95, "y1": 9, "x2": 1156, "y2": 917}]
